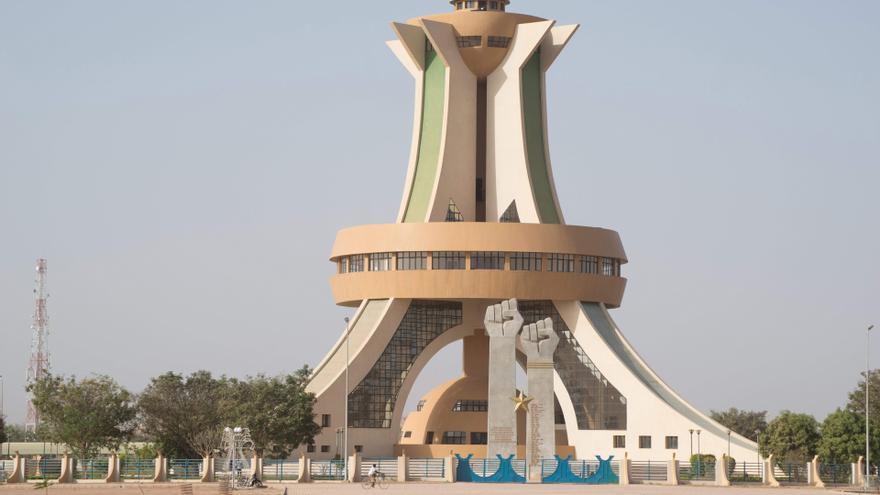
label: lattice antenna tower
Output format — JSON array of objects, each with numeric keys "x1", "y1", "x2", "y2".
[{"x1": 26, "y1": 258, "x2": 50, "y2": 433}]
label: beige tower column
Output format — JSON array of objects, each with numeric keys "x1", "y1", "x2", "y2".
[
  {"x1": 518, "y1": 318, "x2": 559, "y2": 481},
  {"x1": 485, "y1": 299, "x2": 523, "y2": 458}
]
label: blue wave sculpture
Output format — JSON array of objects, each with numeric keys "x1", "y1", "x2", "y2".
[
  {"x1": 454, "y1": 454, "x2": 526, "y2": 483},
  {"x1": 541, "y1": 455, "x2": 618, "y2": 484}
]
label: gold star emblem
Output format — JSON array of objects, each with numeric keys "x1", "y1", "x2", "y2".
[{"x1": 511, "y1": 391, "x2": 533, "y2": 412}]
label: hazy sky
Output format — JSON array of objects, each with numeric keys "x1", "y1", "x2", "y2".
[{"x1": 1, "y1": 0, "x2": 877, "y2": 427}]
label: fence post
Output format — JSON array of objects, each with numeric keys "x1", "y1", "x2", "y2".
[
  {"x1": 808, "y1": 455, "x2": 824, "y2": 488},
  {"x1": 855, "y1": 456, "x2": 864, "y2": 486},
  {"x1": 105, "y1": 452, "x2": 120, "y2": 483},
  {"x1": 715, "y1": 454, "x2": 731, "y2": 486},
  {"x1": 5, "y1": 451, "x2": 25, "y2": 484},
  {"x1": 250, "y1": 452, "x2": 262, "y2": 482},
  {"x1": 152, "y1": 452, "x2": 167, "y2": 482},
  {"x1": 763, "y1": 454, "x2": 780, "y2": 487},
  {"x1": 667, "y1": 453, "x2": 679, "y2": 486},
  {"x1": 444, "y1": 456, "x2": 454, "y2": 483},
  {"x1": 348, "y1": 452, "x2": 360, "y2": 482},
  {"x1": 296, "y1": 456, "x2": 310, "y2": 483},
  {"x1": 618, "y1": 452, "x2": 631, "y2": 485},
  {"x1": 57, "y1": 453, "x2": 74, "y2": 484},
  {"x1": 396, "y1": 454, "x2": 407, "y2": 482},
  {"x1": 199, "y1": 455, "x2": 214, "y2": 483}
]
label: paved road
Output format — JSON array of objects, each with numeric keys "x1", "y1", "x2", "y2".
[{"x1": 0, "y1": 482, "x2": 852, "y2": 495}]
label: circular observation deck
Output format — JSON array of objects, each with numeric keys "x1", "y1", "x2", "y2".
[{"x1": 329, "y1": 223, "x2": 628, "y2": 307}]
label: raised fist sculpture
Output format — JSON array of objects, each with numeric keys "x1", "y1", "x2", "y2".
[
  {"x1": 518, "y1": 317, "x2": 559, "y2": 361},
  {"x1": 484, "y1": 298, "x2": 524, "y2": 338}
]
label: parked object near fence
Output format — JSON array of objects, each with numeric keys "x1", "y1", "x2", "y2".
[{"x1": 541, "y1": 455, "x2": 618, "y2": 484}]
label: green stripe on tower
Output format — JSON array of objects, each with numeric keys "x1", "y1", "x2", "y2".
[
  {"x1": 522, "y1": 49, "x2": 561, "y2": 224},
  {"x1": 403, "y1": 48, "x2": 446, "y2": 223}
]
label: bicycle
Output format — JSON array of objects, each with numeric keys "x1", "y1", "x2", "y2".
[{"x1": 361, "y1": 472, "x2": 389, "y2": 489}]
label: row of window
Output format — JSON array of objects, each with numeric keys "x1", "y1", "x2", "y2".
[
  {"x1": 306, "y1": 444, "x2": 365, "y2": 454},
  {"x1": 613, "y1": 435, "x2": 679, "y2": 450},
  {"x1": 453, "y1": 1, "x2": 506, "y2": 12},
  {"x1": 453, "y1": 35, "x2": 513, "y2": 49},
  {"x1": 338, "y1": 252, "x2": 621, "y2": 276},
  {"x1": 452, "y1": 399, "x2": 488, "y2": 412},
  {"x1": 410, "y1": 431, "x2": 487, "y2": 445}
]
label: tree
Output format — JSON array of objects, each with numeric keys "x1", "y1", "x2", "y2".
[
  {"x1": 138, "y1": 371, "x2": 231, "y2": 458},
  {"x1": 227, "y1": 367, "x2": 321, "y2": 458},
  {"x1": 28, "y1": 374, "x2": 137, "y2": 458},
  {"x1": 3, "y1": 423, "x2": 37, "y2": 442},
  {"x1": 846, "y1": 369, "x2": 880, "y2": 421},
  {"x1": 0, "y1": 415, "x2": 7, "y2": 444},
  {"x1": 758, "y1": 411, "x2": 820, "y2": 464},
  {"x1": 817, "y1": 409, "x2": 880, "y2": 464},
  {"x1": 710, "y1": 408, "x2": 768, "y2": 441}
]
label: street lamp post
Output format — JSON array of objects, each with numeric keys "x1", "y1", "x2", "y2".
[
  {"x1": 867, "y1": 324, "x2": 874, "y2": 489},
  {"x1": 727, "y1": 430, "x2": 731, "y2": 459},
  {"x1": 689, "y1": 429, "x2": 694, "y2": 459},
  {"x1": 696, "y1": 429, "x2": 702, "y2": 477},
  {"x1": 344, "y1": 317, "x2": 351, "y2": 482}
]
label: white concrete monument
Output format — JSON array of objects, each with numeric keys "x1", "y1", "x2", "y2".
[
  {"x1": 484, "y1": 298, "x2": 524, "y2": 458},
  {"x1": 518, "y1": 317, "x2": 559, "y2": 480}
]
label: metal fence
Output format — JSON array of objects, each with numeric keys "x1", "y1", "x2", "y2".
[
  {"x1": 456, "y1": 457, "x2": 526, "y2": 480},
  {"x1": 120, "y1": 458, "x2": 155, "y2": 480},
  {"x1": 775, "y1": 463, "x2": 807, "y2": 484},
  {"x1": 0, "y1": 460, "x2": 13, "y2": 479},
  {"x1": 169, "y1": 459, "x2": 202, "y2": 480},
  {"x1": 360, "y1": 458, "x2": 398, "y2": 480},
  {"x1": 679, "y1": 461, "x2": 715, "y2": 482},
  {"x1": 25, "y1": 457, "x2": 62, "y2": 480},
  {"x1": 819, "y1": 464, "x2": 852, "y2": 485},
  {"x1": 74, "y1": 459, "x2": 109, "y2": 480},
  {"x1": 309, "y1": 459, "x2": 344, "y2": 480},
  {"x1": 538, "y1": 458, "x2": 620, "y2": 481},
  {"x1": 728, "y1": 461, "x2": 762, "y2": 482},
  {"x1": 262, "y1": 459, "x2": 299, "y2": 481},
  {"x1": 631, "y1": 460, "x2": 667, "y2": 482},
  {"x1": 408, "y1": 458, "x2": 445, "y2": 480}
]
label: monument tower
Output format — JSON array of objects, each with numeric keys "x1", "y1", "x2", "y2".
[{"x1": 305, "y1": 0, "x2": 758, "y2": 462}]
